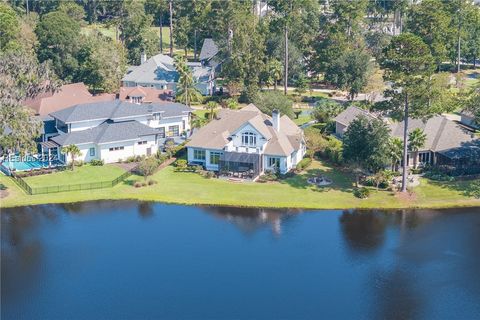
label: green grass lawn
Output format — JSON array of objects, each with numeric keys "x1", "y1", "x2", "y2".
[
  {"x1": 1, "y1": 160, "x2": 479, "y2": 209},
  {"x1": 22, "y1": 164, "x2": 126, "y2": 188},
  {"x1": 292, "y1": 109, "x2": 312, "y2": 125}
]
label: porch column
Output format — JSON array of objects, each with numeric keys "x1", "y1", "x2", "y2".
[{"x1": 48, "y1": 147, "x2": 51, "y2": 167}]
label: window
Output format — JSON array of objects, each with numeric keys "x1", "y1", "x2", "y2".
[
  {"x1": 109, "y1": 146, "x2": 124, "y2": 151},
  {"x1": 268, "y1": 157, "x2": 280, "y2": 168},
  {"x1": 89, "y1": 147, "x2": 95, "y2": 156},
  {"x1": 153, "y1": 113, "x2": 161, "y2": 120},
  {"x1": 169, "y1": 125, "x2": 180, "y2": 136},
  {"x1": 419, "y1": 152, "x2": 430, "y2": 164},
  {"x1": 138, "y1": 141, "x2": 147, "y2": 145},
  {"x1": 193, "y1": 149, "x2": 206, "y2": 161},
  {"x1": 158, "y1": 127, "x2": 166, "y2": 138},
  {"x1": 241, "y1": 132, "x2": 256, "y2": 146},
  {"x1": 210, "y1": 152, "x2": 222, "y2": 165}
]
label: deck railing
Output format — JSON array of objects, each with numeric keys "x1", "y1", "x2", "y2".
[{"x1": 11, "y1": 166, "x2": 137, "y2": 195}]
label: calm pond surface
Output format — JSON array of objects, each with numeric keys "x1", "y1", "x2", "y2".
[{"x1": 1, "y1": 202, "x2": 480, "y2": 320}]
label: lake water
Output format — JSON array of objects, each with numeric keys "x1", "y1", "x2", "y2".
[{"x1": 2, "y1": 202, "x2": 480, "y2": 320}]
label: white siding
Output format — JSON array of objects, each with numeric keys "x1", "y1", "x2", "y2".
[
  {"x1": 70, "y1": 120, "x2": 105, "y2": 132},
  {"x1": 64, "y1": 143, "x2": 98, "y2": 163}
]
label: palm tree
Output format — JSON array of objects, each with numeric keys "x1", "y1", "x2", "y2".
[
  {"x1": 204, "y1": 101, "x2": 218, "y2": 120},
  {"x1": 174, "y1": 56, "x2": 202, "y2": 107},
  {"x1": 61, "y1": 144, "x2": 81, "y2": 171},
  {"x1": 267, "y1": 59, "x2": 283, "y2": 90},
  {"x1": 408, "y1": 128, "x2": 427, "y2": 169},
  {"x1": 389, "y1": 137, "x2": 403, "y2": 171}
]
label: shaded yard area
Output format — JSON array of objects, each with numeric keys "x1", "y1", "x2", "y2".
[
  {"x1": 22, "y1": 164, "x2": 126, "y2": 188},
  {"x1": 2, "y1": 159, "x2": 479, "y2": 209}
]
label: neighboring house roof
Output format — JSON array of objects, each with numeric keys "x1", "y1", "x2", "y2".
[
  {"x1": 199, "y1": 38, "x2": 219, "y2": 62},
  {"x1": 50, "y1": 100, "x2": 192, "y2": 124},
  {"x1": 51, "y1": 121, "x2": 159, "y2": 146},
  {"x1": 333, "y1": 106, "x2": 377, "y2": 126},
  {"x1": 187, "y1": 104, "x2": 303, "y2": 157},
  {"x1": 119, "y1": 86, "x2": 173, "y2": 103},
  {"x1": 122, "y1": 54, "x2": 212, "y2": 85},
  {"x1": 122, "y1": 54, "x2": 178, "y2": 85},
  {"x1": 335, "y1": 106, "x2": 478, "y2": 159},
  {"x1": 388, "y1": 115, "x2": 477, "y2": 154},
  {"x1": 22, "y1": 82, "x2": 115, "y2": 117}
]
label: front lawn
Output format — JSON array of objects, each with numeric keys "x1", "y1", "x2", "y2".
[
  {"x1": 292, "y1": 109, "x2": 312, "y2": 125},
  {"x1": 22, "y1": 164, "x2": 126, "y2": 188},
  {"x1": 2, "y1": 159, "x2": 479, "y2": 209}
]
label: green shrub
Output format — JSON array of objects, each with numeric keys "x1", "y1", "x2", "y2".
[
  {"x1": 296, "y1": 158, "x2": 312, "y2": 171},
  {"x1": 126, "y1": 156, "x2": 136, "y2": 163},
  {"x1": 175, "y1": 159, "x2": 188, "y2": 170},
  {"x1": 354, "y1": 187, "x2": 371, "y2": 199},
  {"x1": 147, "y1": 179, "x2": 157, "y2": 186},
  {"x1": 469, "y1": 181, "x2": 480, "y2": 199},
  {"x1": 141, "y1": 182, "x2": 147, "y2": 187},
  {"x1": 134, "y1": 182, "x2": 142, "y2": 188},
  {"x1": 90, "y1": 159, "x2": 104, "y2": 166},
  {"x1": 200, "y1": 170, "x2": 215, "y2": 178},
  {"x1": 424, "y1": 170, "x2": 454, "y2": 181}
]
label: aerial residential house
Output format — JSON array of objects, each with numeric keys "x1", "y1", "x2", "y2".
[
  {"x1": 186, "y1": 104, "x2": 306, "y2": 178},
  {"x1": 334, "y1": 106, "x2": 480, "y2": 170},
  {"x1": 121, "y1": 53, "x2": 215, "y2": 96},
  {"x1": 43, "y1": 100, "x2": 191, "y2": 164}
]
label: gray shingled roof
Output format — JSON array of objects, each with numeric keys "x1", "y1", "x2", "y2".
[
  {"x1": 122, "y1": 54, "x2": 178, "y2": 85},
  {"x1": 51, "y1": 121, "x2": 159, "y2": 146},
  {"x1": 333, "y1": 106, "x2": 377, "y2": 125},
  {"x1": 199, "y1": 38, "x2": 219, "y2": 61},
  {"x1": 50, "y1": 100, "x2": 192, "y2": 123},
  {"x1": 187, "y1": 104, "x2": 303, "y2": 157},
  {"x1": 335, "y1": 106, "x2": 479, "y2": 158}
]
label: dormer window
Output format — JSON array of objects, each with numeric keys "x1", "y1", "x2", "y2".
[
  {"x1": 153, "y1": 113, "x2": 161, "y2": 120},
  {"x1": 241, "y1": 132, "x2": 256, "y2": 146}
]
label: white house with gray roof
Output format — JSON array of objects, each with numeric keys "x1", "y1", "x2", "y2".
[
  {"x1": 45, "y1": 100, "x2": 192, "y2": 164},
  {"x1": 122, "y1": 53, "x2": 215, "y2": 96},
  {"x1": 186, "y1": 105, "x2": 305, "y2": 177}
]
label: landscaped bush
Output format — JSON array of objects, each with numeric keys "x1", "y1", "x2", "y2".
[
  {"x1": 147, "y1": 180, "x2": 157, "y2": 186},
  {"x1": 296, "y1": 158, "x2": 312, "y2": 171},
  {"x1": 134, "y1": 182, "x2": 142, "y2": 188},
  {"x1": 354, "y1": 187, "x2": 371, "y2": 199},
  {"x1": 424, "y1": 170, "x2": 455, "y2": 181},
  {"x1": 126, "y1": 156, "x2": 136, "y2": 163},
  {"x1": 141, "y1": 182, "x2": 147, "y2": 187},
  {"x1": 257, "y1": 170, "x2": 278, "y2": 183},
  {"x1": 90, "y1": 159, "x2": 104, "y2": 166},
  {"x1": 174, "y1": 159, "x2": 188, "y2": 171}
]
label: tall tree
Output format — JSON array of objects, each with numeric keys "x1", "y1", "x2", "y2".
[
  {"x1": 379, "y1": 33, "x2": 435, "y2": 192},
  {"x1": 388, "y1": 137, "x2": 403, "y2": 171},
  {"x1": 0, "y1": 52, "x2": 60, "y2": 156},
  {"x1": 406, "y1": 0, "x2": 452, "y2": 70},
  {"x1": 169, "y1": 0, "x2": 173, "y2": 57},
  {"x1": 119, "y1": 0, "x2": 157, "y2": 64},
  {"x1": 75, "y1": 31, "x2": 127, "y2": 93},
  {"x1": 145, "y1": 0, "x2": 167, "y2": 53},
  {"x1": 325, "y1": 47, "x2": 373, "y2": 100},
  {"x1": 408, "y1": 128, "x2": 427, "y2": 169},
  {"x1": 0, "y1": 3, "x2": 21, "y2": 52},
  {"x1": 343, "y1": 116, "x2": 391, "y2": 185},
  {"x1": 174, "y1": 56, "x2": 202, "y2": 107},
  {"x1": 35, "y1": 10, "x2": 82, "y2": 80},
  {"x1": 62, "y1": 144, "x2": 82, "y2": 170}
]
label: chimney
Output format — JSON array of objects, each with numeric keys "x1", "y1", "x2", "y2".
[
  {"x1": 140, "y1": 51, "x2": 147, "y2": 64},
  {"x1": 272, "y1": 109, "x2": 280, "y2": 132}
]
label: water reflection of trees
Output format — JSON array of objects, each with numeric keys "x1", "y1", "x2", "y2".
[{"x1": 200, "y1": 206, "x2": 301, "y2": 236}]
